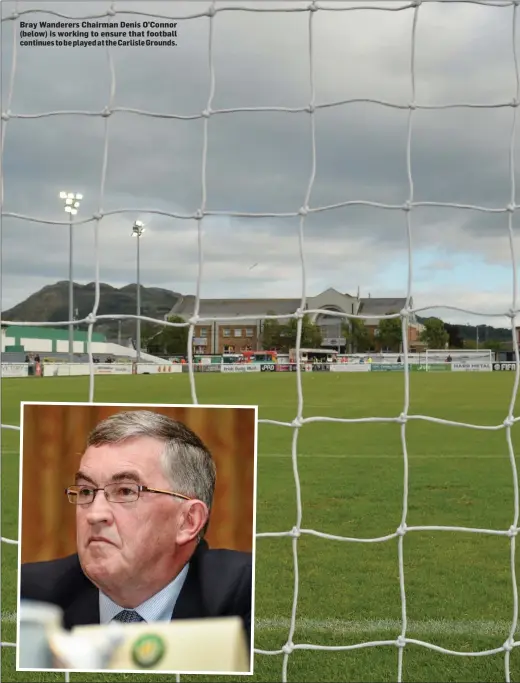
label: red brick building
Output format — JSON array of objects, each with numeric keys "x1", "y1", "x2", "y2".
[{"x1": 168, "y1": 287, "x2": 425, "y2": 355}]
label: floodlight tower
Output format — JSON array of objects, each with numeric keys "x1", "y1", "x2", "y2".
[
  {"x1": 131, "y1": 220, "x2": 145, "y2": 363},
  {"x1": 59, "y1": 191, "x2": 83, "y2": 363}
]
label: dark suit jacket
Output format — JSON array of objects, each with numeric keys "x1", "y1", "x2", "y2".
[{"x1": 20, "y1": 540, "x2": 252, "y2": 650}]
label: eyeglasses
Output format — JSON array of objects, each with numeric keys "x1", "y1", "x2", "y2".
[{"x1": 65, "y1": 483, "x2": 193, "y2": 505}]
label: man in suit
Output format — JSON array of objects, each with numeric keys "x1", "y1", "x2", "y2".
[{"x1": 20, "y1": 410, "x2": 252, "y2": 651}]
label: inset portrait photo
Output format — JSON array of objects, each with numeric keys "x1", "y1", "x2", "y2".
[{"x1": 16, "y1": 402, "x2": 257, "y2": 675}]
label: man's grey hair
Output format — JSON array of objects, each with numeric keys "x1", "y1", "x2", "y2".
[{"x1": 86, "y1": 410, "x2": 217, "y2": 537}]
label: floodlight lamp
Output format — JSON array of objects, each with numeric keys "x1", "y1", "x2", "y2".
[
  {"x1": 65, "y1": 206, "x2": 72, "y2": 213},
  {"x1": 132, "y1": 220, "x2": 145, "y2": 237},
  {"x1": 59, "y1": 191, "x2": 67, "y2": 199},
  {"x1": 67, "y1": 193, "x2": 74, "y2": 199},
  {"x1": 73, "y1": 202, "x2": 79, "y2": 208},
  {"x1": 76, "y1": 194, "x2": 83, "y2": 200},
  {"x1": 70, "y1": 209, "x2": 78, "y2": 215}
]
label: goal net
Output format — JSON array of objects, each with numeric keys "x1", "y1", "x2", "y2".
[
  {"x1": 1, "y1": 1, "x2": 520, "y2": 682},
  {"x1": 425, "y1": 348, "x2": 494, "y2": 365}
]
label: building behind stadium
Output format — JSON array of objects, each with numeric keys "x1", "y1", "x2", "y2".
[{"x1": 167, "y1": 287, "x2": 425, "y2": 356}]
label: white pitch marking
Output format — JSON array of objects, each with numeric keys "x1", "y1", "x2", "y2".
[{"x1": 1, "y1": 612, "x2": 518, "y2": 637}]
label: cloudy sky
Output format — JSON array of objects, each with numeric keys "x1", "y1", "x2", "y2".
[{"x1": 1, "y1": 0, "x2": 519, "y2": 329}]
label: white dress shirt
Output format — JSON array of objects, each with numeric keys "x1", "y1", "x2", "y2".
[{"x1": 99, "y1": 562, "x2": 190, "y2": 624}]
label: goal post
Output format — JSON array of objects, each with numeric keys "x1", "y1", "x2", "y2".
[{"x1": 425, "y1": 348, "x2": 494, "y2": 370}]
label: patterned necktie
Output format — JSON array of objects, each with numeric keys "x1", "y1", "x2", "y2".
[{"x1": 113, "y1": 609, "x2": 145, "y2": 623}]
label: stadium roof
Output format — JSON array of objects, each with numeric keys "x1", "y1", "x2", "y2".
[
  {"x1": 167, "y1": 289, "x2": 412, "y2": 324},
  {"x1": 359, "y1": 297, "x2": 408, "y2": 314},
  {"x1": 169, "y1": 295, "x2": 300, "y2": 318},
  {"x1": 358, "y1": 297, "x2": 411, "y2": 325}
]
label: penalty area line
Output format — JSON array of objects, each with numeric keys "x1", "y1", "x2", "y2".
[
  {"x1": 257, "y1": 618, "x2": 520, "y2": 637},
  {"x1": 259, "y1": 453, "x2": 510, "y2": 459}
]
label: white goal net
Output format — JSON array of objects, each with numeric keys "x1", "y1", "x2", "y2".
[
  {"x1": 425, "y1": 348, "x2": 494, "y2": 365},
  {"x1": 2, "y1": 1, "x2": 520, "y2": 682}
]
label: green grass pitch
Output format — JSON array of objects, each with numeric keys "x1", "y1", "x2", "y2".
[{"x1": 2, "y1": 371, "x2": 520, "y2": 682}]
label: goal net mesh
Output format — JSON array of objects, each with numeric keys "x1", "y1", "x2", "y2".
[
  {"x1": 425, "y1": 349, "x2": 493, "y2": 364},
  {"x1": 1, "y1": 1, "x2": 520, "y2": 682}
]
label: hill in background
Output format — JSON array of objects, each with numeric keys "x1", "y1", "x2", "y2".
[
  {"x1": 1, "y1": 281, "x2": 180, "y2": 341},
  {"x1": 1, "y1": 281, "x2": 513, "y2": 348}
]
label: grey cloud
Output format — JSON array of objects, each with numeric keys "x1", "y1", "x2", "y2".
[{"x1": 2, "y1": 0, "x2": 520, "y2": 323}]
